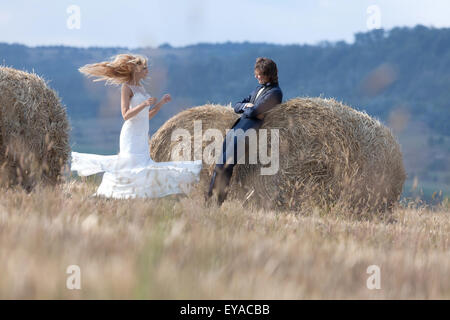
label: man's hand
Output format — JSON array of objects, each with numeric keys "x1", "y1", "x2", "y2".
[{"x1": 244, "y1": 103, "x2": 263, "y2": 119}]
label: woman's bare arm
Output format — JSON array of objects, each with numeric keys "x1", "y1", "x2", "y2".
[
  {"x1": 121, "y1": 85, "x2": 155, "y2": 121},
  {"x1": 148, "y1": 100, "x2": 163, "y2": 120}
]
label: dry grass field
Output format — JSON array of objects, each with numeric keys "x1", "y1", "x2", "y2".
[{"x1": 0, "y1": 177, "x2": 448, "y2": 299}]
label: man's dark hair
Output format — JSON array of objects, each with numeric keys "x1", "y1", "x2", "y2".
[{"x1": 254, "y1": 57, "x2": 278, "y2": 84}]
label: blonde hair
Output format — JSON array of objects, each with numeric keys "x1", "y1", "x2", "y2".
[{"x1": 78, "y1": 53, "x2": 148, "y2": 85}]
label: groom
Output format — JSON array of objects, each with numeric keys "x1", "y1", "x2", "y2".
[{"x1": 207, "y1": 57, "x2": 283, "y2": 205}]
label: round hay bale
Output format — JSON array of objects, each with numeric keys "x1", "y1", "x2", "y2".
[
  {"x1": 231, "y1": 97, "x2": 406, "y2": 213},
  {"x1": 150, "y1": 104, "x2": 239, "y2": 191},
  {"x1": 0, "y1": 67, "x2": 70, "y2": 190},
  {"x1": 150, "y1": 98, "x2": 406, "y2": 213}
]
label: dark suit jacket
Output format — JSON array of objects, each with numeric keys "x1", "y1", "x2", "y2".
[{"x1": 231, "y1": 82, "x2": 283, "y2": 131}]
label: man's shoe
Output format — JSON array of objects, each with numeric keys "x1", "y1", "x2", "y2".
[
  {"x1": 217, "y1": 189, "x2": 228, "y2": 206},
  {"x1": 206, "y1": 170, "x2": 217, "y2": 199}
]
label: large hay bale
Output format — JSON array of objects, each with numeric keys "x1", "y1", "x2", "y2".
[
  {"x1": 0, "y1": 67, "x2": 70, "y2": 190},
  {"x1": 150, "y1": 104, "x2": 239, "y2": 191},
  {"x1": 234, "y1": 97, "x2": 406, "y2": 213},
  {"x1": 150, "y1": 98, "x2": 406, "y2": 213}
]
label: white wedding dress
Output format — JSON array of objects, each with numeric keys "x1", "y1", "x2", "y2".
[{"x1": 70, "y1": 84, "x2": 202, "y2": 199}]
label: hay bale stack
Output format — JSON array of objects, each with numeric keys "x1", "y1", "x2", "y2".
[
  {"x1": 0, "y1": 67, "x2": 70, "y2": 190},
  {"x1": 150, "y1": 104, "x2": 239, "y2": 191},
  {"x1": 150, "y1": 98, "x2": 406, "y2": 213},
  {"x1": 232, "y1": 97, "x2": 406, "y2": 213}
]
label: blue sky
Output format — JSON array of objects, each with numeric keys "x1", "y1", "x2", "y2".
[{"x1": 0, "y1": 0, "x2": 449, "y2": 48}]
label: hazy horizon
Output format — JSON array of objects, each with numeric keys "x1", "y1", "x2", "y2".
[{"x1": 1, "y1": 24, "x2": 447, "y2": 50}]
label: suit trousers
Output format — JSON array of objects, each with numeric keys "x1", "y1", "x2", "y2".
[{"x1": 214, "y1": 116, "x2": 262, "y2": 186}]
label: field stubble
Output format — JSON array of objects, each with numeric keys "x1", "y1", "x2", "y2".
[{"x1": 0, "y1": 179, "x2": 448, "y2": 299}]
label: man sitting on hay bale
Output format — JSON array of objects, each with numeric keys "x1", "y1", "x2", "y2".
[{"x1": 206, "y1": 57, "x2": 283, "y2": 205}]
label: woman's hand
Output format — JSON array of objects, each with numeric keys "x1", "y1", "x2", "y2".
[
  {"x1": 161, "y1": 94, "x2": 171, "y2": 104},
  {"x1": 148, "y1": 94, "x2": 171, "y2": 120},
  {"x1": 144, "y1": 97, "x2": 157, "y2": 106}
]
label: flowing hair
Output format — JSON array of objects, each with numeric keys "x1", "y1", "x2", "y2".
[{"x1": 78, "y1": 53, "x2": 148, "y2": 85}]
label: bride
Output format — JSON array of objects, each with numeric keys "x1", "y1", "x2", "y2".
[{"x1": 71, "y1": 53, "x2": 202, "y2": 199}]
